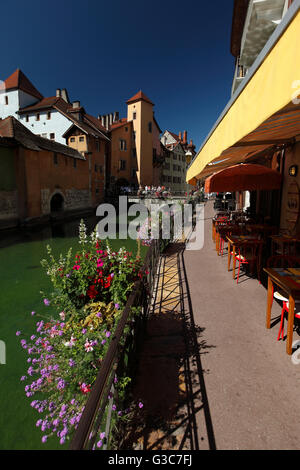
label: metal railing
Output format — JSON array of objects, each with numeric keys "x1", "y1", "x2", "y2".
[{"x1": 69, "y1": 238, "x2": 162, "y2": 450}]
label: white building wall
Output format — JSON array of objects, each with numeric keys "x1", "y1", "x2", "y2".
[
  {"x1": 19, "y1": 109, "x2": 73, "y2": 145},
  {"x1": 0, "y1": 90, "x2": 20, "y2": 119}
]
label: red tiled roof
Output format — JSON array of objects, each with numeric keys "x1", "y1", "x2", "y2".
[
  {"x1": 0, "y1": 116, "x2": 85, "y2": 159},
  {"x1": 110, "y1": 118, "x2": 129, "y2": 131},
  {"x1": 84, "y1": 113, "x2": 108, "y2": 134},
  {"x1": 18, "y1": 96, "x2": 71, "y2": 113},
  {"x1": 126, "y1": 90, "x2": 154, "y2": 106},
  {"x1": 1, "y1": 69, "x2": 43, "y2": 100}
]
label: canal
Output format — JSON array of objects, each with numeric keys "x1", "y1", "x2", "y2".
[{"x1": 0, "y1": 215, "x2": 145, "y2": 450}]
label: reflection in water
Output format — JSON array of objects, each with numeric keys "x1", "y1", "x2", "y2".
[{"x1": 0, "y1": 215, "x2": 100, "y2": 249}]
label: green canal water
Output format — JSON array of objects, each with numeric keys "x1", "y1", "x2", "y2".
[{"x1": 0, "y1": 216, "x2": 145, "y2": 450}]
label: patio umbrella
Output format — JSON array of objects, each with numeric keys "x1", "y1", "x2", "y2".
[{"x1": 204, "y1": 163, "x2": 282, "y2": 193}]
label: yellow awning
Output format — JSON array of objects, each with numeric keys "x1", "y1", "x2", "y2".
[{"x1": 187, "y1": 4, "x2": 300, "y2": 183}]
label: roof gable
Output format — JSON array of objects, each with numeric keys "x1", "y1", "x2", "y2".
[
  {"x1": 1, "y1": 69, "x2": 43, "y2": 100},
  {"x1": 126, "y1": 90, "x2": 154, "y2": 106}
]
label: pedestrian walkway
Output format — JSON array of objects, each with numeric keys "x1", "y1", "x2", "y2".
[{"x1": 121, "y1": 200, "x2": 300, "y2": 450}]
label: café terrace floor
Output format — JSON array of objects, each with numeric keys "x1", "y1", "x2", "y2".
[{"x1": 128, "y1": 200, "x2": 300, "y2": 451}]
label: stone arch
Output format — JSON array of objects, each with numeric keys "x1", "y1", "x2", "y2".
[{"x1": 50, "y1": 191, "x2": 65, "y2": 213}]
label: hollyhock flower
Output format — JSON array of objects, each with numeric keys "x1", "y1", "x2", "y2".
[
  {"x1": 84, "y1": 340, "x2": 93, "y2": 352},
  {"x1": 59, "y1": 312, "x2": 65, "y2": 321},
  {"x1": 64, "y1": 336, "x2": 76, "y2": 348}
]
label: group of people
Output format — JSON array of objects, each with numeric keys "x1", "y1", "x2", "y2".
[{"x1": 137, "y1": 185, "x2": 171, "y2": 198}]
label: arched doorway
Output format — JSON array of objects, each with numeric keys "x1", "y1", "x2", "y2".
[{"x1": 50, "y1": 193, "x2": 64, "y2": 213}]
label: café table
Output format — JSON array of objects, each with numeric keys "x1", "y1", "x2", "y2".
[
  {"x1": 246, "y1": 224, "x2": 278, "y2": 239},
  {"x1": 227, "y1": 234, "x2": 264, "y2": 279},
  {"x1": 270, "y1": 234, "x2": 300, "y2": 257},
  {"x1": 263, "y1": 266, "x2": 300, "y2": 355}
]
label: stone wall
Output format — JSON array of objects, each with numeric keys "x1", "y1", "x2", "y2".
[
  {"x1": 0, "y1": 191, "x2": 18, "y2": 219},
  {"x1": 41, "y1": 188, "x2": 92, "y2": 215}
]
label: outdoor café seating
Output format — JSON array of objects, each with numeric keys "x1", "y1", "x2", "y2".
[{"x1": 266, "y1": 255, "x2": 300, "y2": 342}]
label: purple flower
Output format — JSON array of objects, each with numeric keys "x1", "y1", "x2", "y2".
[
  {"x1": 31, "y1": 311, "x2": 35, "y2": 316},
  {"x1": 105, "y1": 331, "x2": 111, "y2": 338},
  {"x1": 81, "y1": 328, "x2": 87, "y2": 334},
  {"x1": 115, "y1": 303, "x2": 120, "y2": 310},
  {"x1": 20, "y1": 376, "x2": 27, "y2": 381},
  {"x1": 69, "y1": 359, "x2": 75, "y2": 367},
  {"x1": 16, "y1": 331, "x2": 21, "y2": 336},
  {"x1": 43, "y1": 299, "x2": 50, "y2": 306},
  {"x1": 138, "y1": 402, "x2": 143, "y2": 409},
  {"x1": 41, "y1": 435, "x2": 47, "y2": 443},
  {"x1": 101, "y1": 339, "x2": 106, "y2": 345},
  {"x1": 96, "y1": 440, "x2": 103, "y2": 448}
]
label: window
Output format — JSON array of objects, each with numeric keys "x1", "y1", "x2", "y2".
[
  {"x1": 4, "y1": 96, "x2": 8, "y2": 105},
  {"x1": 125, "y1": 127, "x2": 128, "y2": 132},
  {"x1": 96, "y1": 140, "x2": 100, "y2": 152},
  {"x1": 120, "y1": 139, "x2": 127, "y2": 151},
  {"x1": 119, "y1": 159, "x2": 126, "y2": 171},
  {"x1": 133, "y1": 112, "x2": 136, "y2": 120},
  {"x1": 70, "y1": 137, "x2": 75, "y2": 143},
  {"x1": 53, "y1": 153, "x2": 58, "y2": 165},
  {"x1": 131, "y1": 168, "x2": 136, "y2": 178},
  {"x1": 50, "y1": 133, "x2": 55, "y2": 140},
  {"x1": 47, "y1": 111, "x2": 51, "y2": 120},
  {"x1": 173, "y1": 154, "x2": 177, "y2": 160},
  {"x1": 148, "y1": 122, "x2": 152, "y2": 133},
  {"x1": 79, "y1": 136, "x2": 84, "y2": 142},
  {"x1": 73, "y1": 159, "x2": 77, "y2": 168},
  {"x1": 25, "y1": 115, "x2": 29, "y2": 122},
  {"x1": 168, "y1": 176, "x2": 172, "y2": 183},
  {"x1": 99, "y1": 165, "x2": 103, "y2": 174},
  {"x1": 94, "y1": 164, "x2": 98, "y2": 172},
  {"x1": 36, "y1": 113, "x2": 40, "y2": 121}
]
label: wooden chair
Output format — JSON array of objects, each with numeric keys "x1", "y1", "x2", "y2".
[
  {"x1": 235, "y1": 239, "x2": 263, "y2": 284},
  {"x1": 266, "y1": 255, "x2": 300, "y2": 340}
]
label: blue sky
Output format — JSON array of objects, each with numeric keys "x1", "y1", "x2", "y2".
[{"x1": 1, "y1": 0, "x2": 235, "y2": 151}]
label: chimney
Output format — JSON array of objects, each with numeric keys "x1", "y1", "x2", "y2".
[
  {"x1": 178, "y1": 131, "x2": 182, "y2": 141},
  {"x1": 113, "y1": 111, "x2": 119, "y2": 122},
  {"x1": 72, "y1": 101, "x2": 80, "y2": 109},
  {"x1": 183, "y1": 130, "x2": 187, "y2": 144},
  {"x1": 109, "y1": 113, "x2": 113, "y2": 126},
  {"x1": 101, "y1": 116, "x2": 105, "y2": 127},
  {"x1": 56, "y1": 89, "x2": 61, "y2": 98},
  {"x1": 61, "y1": 89, "x2": 70, "y2": 103},
  {"x1": 105, "y1": 115, "x2": 109, "y2": 130}
]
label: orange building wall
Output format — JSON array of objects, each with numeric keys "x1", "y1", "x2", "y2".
[{"x1": 110, "y1": 122, "x2": 133, "y2": 184}]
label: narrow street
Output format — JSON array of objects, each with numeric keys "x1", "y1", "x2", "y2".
[{"x1": 124, "y1": 200, "x2": 300, "y2": 450}]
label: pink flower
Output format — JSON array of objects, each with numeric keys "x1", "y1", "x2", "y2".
[{"x1": 84, "y1": 340, "x2": 93, "y2": 352}]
